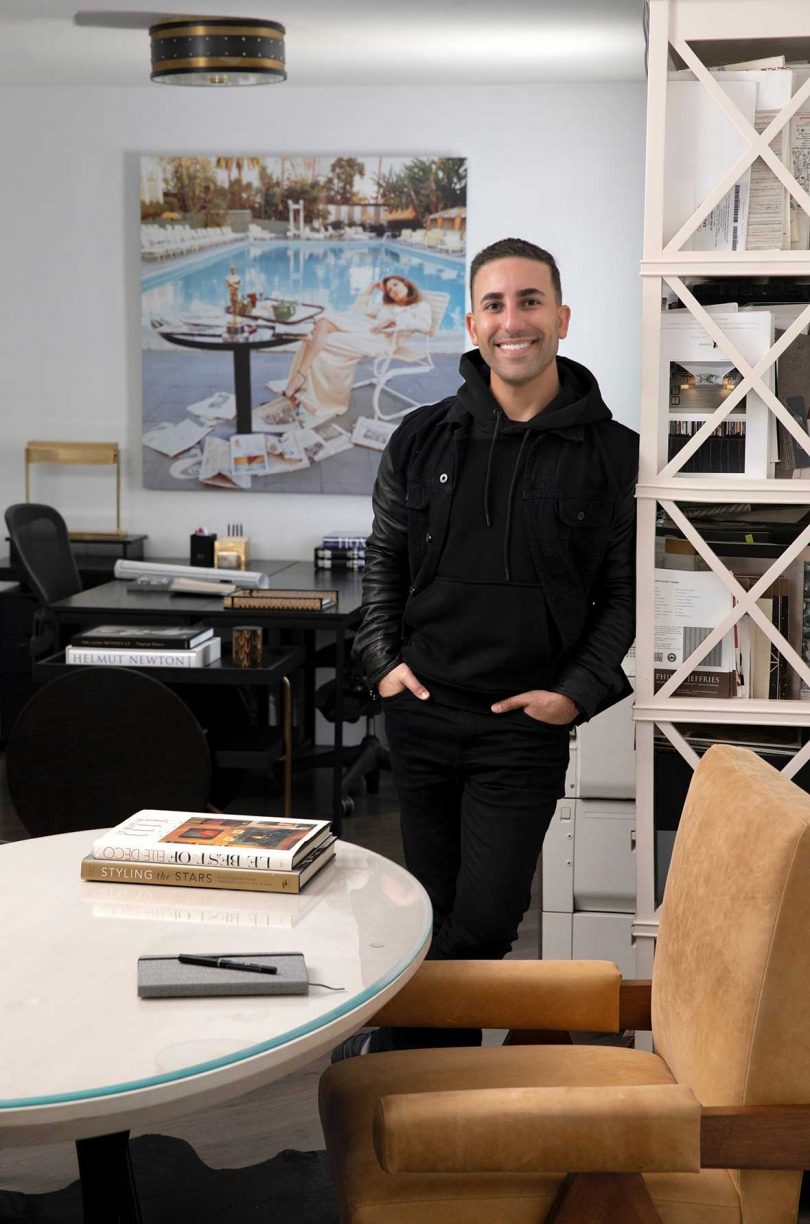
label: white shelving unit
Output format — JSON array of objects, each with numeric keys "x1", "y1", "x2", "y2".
[{"x1": 635, "y1": 0, "x2": 810, "y2": 975}]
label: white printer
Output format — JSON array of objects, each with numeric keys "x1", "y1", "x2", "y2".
[{"x1": 541, "y1": 650, "x2": 636, "y2": 978}]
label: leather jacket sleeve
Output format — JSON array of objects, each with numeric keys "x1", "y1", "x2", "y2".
[
  {"x1": 552, "y1": 465, "x2": 637, "y2": 721},
  {"x1": 351, "y1": 442, "x2": 411, "y2": 689}
]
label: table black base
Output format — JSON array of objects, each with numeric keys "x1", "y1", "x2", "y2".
[{"x1": 75, "y1": 1131, "x2": 142, "y2": 1224}]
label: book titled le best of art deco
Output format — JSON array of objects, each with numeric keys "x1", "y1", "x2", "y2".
[{"x1": 91, "y1": 811, "x2": 332, "y2": 872}]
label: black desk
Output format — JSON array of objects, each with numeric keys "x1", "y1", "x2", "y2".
[
  {"x1": 44, "y1": 561, "x2": 365, "y2": 830},
  {"x1": 32, "y1": 644, "x2": 304, "y2": 820},
  {"x1": 0, "y1": 557, "x2": 296, "y2": 740}
]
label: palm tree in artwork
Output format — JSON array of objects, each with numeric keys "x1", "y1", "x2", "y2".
[
  {"x1": 215, "y1": 156, "x2": 265, "y2": 213},
  {"x1": 215, "y1": 156, "x2": 264, "y2": 180}
]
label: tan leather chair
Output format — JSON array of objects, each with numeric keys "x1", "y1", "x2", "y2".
[{"x1": 320, "y1": 744, "x2": 810, "y2": 1223}]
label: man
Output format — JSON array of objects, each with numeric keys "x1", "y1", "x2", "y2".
[{"x1": 336, "y1": 237, "x2": 638, "y2": 1058}]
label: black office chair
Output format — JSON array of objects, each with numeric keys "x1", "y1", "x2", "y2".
[
  {"x1": 3, "y1": 501, "x2": 251, "y2": 806},
  {"x1": 313, "y1": 661, "x2": 390, "y2": 818},
  {"x1": 6, "y1": 667, "x2": 212, "y2": 836},
  {"x1": 4, "y1": 503, "x2": 82, "y2": 657}
]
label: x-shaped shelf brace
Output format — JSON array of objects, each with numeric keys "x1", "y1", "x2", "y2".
[
  {"x1": 653, "y1": 499, "x2": 810, "y2": 780},
  {"x1": 665, "y1": 36, "x2": 810, "y2": 254},
  {"x1": 655, "y1": 711, "x2": 810, "y2": 781}
]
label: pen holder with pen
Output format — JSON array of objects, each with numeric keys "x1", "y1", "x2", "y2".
[{"x1": 215, "y1": 524, "x2": 250, "y2": 570}]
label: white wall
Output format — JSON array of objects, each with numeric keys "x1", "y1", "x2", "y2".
[{"x1": 0, "y1": 83, "x2": 645, "y2": 557}]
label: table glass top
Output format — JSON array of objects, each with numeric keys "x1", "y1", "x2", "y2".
[{"x1": 0, "y1": 832, "x2": 431, "y2": 1110}]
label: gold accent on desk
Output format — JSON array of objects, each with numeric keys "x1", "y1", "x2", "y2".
[
  {"x1": 24, "y1": 440, "x2": 122, "y2": 536},
  {"x1": 215, "y1": 536, "x2": 250, "y2": 569}
]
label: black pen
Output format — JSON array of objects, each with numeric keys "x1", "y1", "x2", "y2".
[{"x1": 178, "y1": 954, "x2": 278, "y2": 975}]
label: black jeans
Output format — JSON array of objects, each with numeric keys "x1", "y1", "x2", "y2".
[{"x1": 378, "y1": 693, "x2": 570, "y2": 1051}]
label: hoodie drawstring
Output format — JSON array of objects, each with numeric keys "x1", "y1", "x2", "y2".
[
  {"x1": 503, "y1": 430, "x2": 531, "y2": 583},
  {"x1": 483, "y1": 409, "x2": 501, "y2": 527}
]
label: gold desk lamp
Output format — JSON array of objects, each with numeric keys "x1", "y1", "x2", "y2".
[{"x1": 24, "y1": 441, "x2": 123, "y2": 539}]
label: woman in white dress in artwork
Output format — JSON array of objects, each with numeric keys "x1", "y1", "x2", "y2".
[{"x1": 281, "y1": 275, "x2": 432, "y2": 417}]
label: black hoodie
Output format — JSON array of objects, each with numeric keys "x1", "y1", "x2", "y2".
[{"x1": 401, "y1": 349, "x2": 614, "y2": 711}]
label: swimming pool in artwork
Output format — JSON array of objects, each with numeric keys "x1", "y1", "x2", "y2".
[{"x1": 141, "y1": 240, "x2": 467, "y2": 334}]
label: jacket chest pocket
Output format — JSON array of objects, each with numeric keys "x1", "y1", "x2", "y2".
[
  {"x1": 557, "y1": 497, "x2": 614, "y2": 582},
  {"x1": 558, "y1": 497, "x2": 613, "y2": 530},
  {"x1": 405, "y1": 482, "x2": 434, "y2": 570},
  {"x1": 406, "y1": 479, "x2": 451, "y2": 573}
]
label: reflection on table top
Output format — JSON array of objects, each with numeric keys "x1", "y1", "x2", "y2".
[
  {"x1": 45, "y1": 561, "x2": 365, "y2": 623},
  {"x1": 0, "y1": 831, "x2": 431, "y2": 1138}
]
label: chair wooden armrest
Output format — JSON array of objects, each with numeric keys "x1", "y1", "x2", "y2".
[
  {"x1": 373, "y1": 1084, "x2": 701, "y2": 1174},
  {"x1": 701, "y1": 1105, "x2": 810, "y2": 1168},
  {"x1": 369, "y1": 960, "x2": 622, "y2": 1033},
  {"x1": 505, "y1": 980, "x2": 653, "y2": 1043}
]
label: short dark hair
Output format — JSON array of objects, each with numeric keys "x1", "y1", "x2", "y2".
[{"x1": 470, "y1": 238, "x2": 562, "y2": 304}]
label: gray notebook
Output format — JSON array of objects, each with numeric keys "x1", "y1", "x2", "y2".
[{"x1": 138, "y1": 952, "x2": 309, "y2": 998}]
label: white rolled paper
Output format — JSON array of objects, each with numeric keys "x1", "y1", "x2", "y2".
[{"x1": 113, "y1": 559, "x2": 270, "y2": 589}]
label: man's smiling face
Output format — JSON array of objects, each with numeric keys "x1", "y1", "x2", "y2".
[{"x1": 466, "y1": 257, "x2": 571, "y2": 393}]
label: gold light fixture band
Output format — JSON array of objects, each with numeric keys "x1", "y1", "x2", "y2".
[
  {"x1": 150, "y1": 24, "x2": 285, "y2": 40},
  {"x1": 152, "y1": 56, "x2": 286, "y2": 72}
]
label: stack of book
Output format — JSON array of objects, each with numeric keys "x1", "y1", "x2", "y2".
[
  {"x1": 67, "y1": 623, "x2": 221, "y2": 668},
  {"x1": 314, "y1": 531, "x2": 366, "y2": 572},
  {"x1": 223, "y1": 587, "x2": 337, "y2": 611},
  {"x1": 81, "y1": 810, "x2": 335, "y2": 894}
]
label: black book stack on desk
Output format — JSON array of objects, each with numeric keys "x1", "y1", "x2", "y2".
[{"x1": 65, "y1": 623, "x2": 222, "y2": 669}]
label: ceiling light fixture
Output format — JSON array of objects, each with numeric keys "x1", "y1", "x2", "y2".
[{"x1": 149, "y1": 17, "x2": 286, "y2": 87}]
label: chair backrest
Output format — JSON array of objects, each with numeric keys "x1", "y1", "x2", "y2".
[
  {"x1": 419, "y1": 290, "x2": 450, "y2": 336},
  {"x1": 4, "y1": 503, "x2": 82, "y2": 605},
  {"x1": 7, "y1": 666, "x2": 212, "y2": 836},
  {"x1": 653, "y1": 742, "x2": 810, "y2": 1105}
]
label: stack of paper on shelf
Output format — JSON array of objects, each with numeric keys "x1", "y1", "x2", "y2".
[
  {"x1": 81, "y1": 811, "x2": 336, "y2": 894},
  {"x1": 666, "y1": 66, "x2": 794, "y2": 252}
]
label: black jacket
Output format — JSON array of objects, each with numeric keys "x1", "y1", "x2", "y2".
[{"x1": 353, "y1": 350, "x2": 639, "y2": 721}]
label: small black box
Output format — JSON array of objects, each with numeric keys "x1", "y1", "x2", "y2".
[{"x1": 189, "y1": 533, "x2": 217, "y2": 567}]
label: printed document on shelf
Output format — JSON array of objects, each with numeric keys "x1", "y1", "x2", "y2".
[
  {"x1": 689, "y1": 69, "x2": 794, "y2": 251},
  {"x1": 665, "y1": 79, "x2": 757, "y2": 250},
  {"x1": 661, "y1": 310, "x2": 775, "y2": 478},
  {"x1": 788, "y1": 66, "x2": 810, "y2": 248},
  {"x1": 654, "y1": 569, "x2": 736, "y2": 672}
]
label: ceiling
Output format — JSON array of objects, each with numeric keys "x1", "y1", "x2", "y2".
[{"x1": 0, "y1": 0, "x2": 648, "y2": 87}]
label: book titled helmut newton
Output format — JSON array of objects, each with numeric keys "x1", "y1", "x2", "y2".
[{"x1": 91, "y1": 811, "x2": 332, "y2": 871}]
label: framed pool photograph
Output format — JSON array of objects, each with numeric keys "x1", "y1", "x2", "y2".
[{"x1": 140, "y1": 154, "x2": 467, "y2": 495}]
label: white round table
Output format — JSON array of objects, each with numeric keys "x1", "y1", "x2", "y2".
[{"x1": 0, "y1": 830, "x2": 432, "y2": 1221}]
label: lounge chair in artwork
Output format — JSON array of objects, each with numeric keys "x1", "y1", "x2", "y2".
[
  {"x1": 248, "y1": 223, "x2": 275, "y2": 241},
  {"x1": 355, "y1": 289, "x2": 450, "y2": 422},
  {"x1": 438, "y1": 229, "x2": 464, "y2": 253}
]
